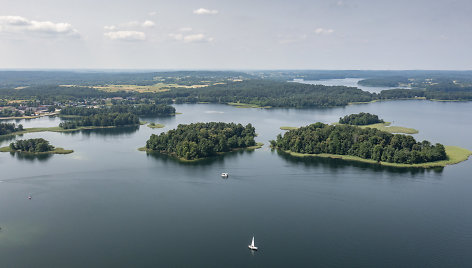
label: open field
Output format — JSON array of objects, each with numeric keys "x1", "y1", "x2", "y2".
[{"x1": 88, "y1": 83, "x2": 209, "y2": 93}]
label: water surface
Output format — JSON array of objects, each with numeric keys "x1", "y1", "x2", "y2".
[{"x1": 0, "y1": 101, "x2": 471, "y2": 267}]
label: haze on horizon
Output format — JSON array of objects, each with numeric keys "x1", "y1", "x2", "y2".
[{"x1": 0, "y1": 0, "x2": 471, "y2": 70}]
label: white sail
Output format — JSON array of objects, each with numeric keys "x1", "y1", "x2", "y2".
[{"x1": 251, "y1": 236, "x2": 255, "y2": 247}]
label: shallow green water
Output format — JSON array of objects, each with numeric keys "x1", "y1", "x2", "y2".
[{"x1": 0, "y1": 101, "x2": 471, "y2": 267}]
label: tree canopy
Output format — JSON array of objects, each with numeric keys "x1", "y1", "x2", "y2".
[
  {"x1": 59, "y1": 113, "x2": 139, "y2": 129},
  {"x1": 339, "y1": 113, "x2": 384, "y2": 125},
  {"x1": 271, "y1": 123, "x2": 447, "y2": 164},
  {"x1": 146, "y1": 122, "x2": 256, "y2": 160},
  {"x1": 9, "y1": 138, "x2": 54, "y2": 153}
]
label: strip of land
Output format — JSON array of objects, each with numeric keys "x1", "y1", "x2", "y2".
[
  {"x1": 280, "y1": 145, "x2": 472, "y2": 168},
  {"x1": 281, "y1": 122, "x2": 418, "y2": 134},
  {"x1": 147, "y1": 123, "x2": 165, "y2": 129},
  {"x1": 227, "y1": 102, "x2": 272, "y2": 109},
  {"x1": 0, "y1": 146, "x2": 73, "y2": 155},
  {"x1": 0, "y1": 125, "x2": 130, "y2": 137}
]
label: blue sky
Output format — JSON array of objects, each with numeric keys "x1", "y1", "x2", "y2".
[{"x1": 0, "y1": 0, "x2": 471, "y2": 69}]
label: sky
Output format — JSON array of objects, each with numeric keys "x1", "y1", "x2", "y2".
[{"x1": 0, "y1": 0, "x2": 471, "y2": 70}]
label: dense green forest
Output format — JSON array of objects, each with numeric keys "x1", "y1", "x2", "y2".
[
  {"x1": 145, "y1": 122, "x2": 256, "y2": 160},
  {"x1": 9, "y1": 138, "x2": 54, "y2": 153},
  {"x1": 0, "y1": 123, "x2": 24, "y2": 135},
  {"x1": 271, "y1": 123, "x2": 447, "y2": 164},
  {"x1": 59, "y1": 113, "x2": 139, "y2": 129},
  {"x1": 155, "y1": 80, "x2": 374, "y2": 108},
  {"x1": 358, "y1": 77, "x2": 410, "y2": 87},
  {"x1": 339, "y1": 113, "x2": 384, "y2": 125},
  {"x1": 60, "y1": 104, "x2": 175, "y2": 116}
]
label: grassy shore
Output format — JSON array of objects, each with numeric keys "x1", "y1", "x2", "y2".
[
  {"x1": 227, "y1": 102, "x2": 272, "y2": 109},
  {"x1": 333, "y1": 122, "x2": 419, "y2": 134},
  {"x1": 281, "y1": 123, "x2": 418, "y2": 134},
  {"x1": 147, "y1": 123, "x2": 165, "y2": 129},
  {"x1": 0, "y1": 125, "x2": 135, "y2": 137},
  {"x1": 0, "y1": 146, "x2": 73, "y2": 155},
  {"x1": 357, "y1": 122, "x2": 418, "y2": 134},
  {"x1": 279, "y1": 145, "x2": 472, "y2": 168},
  {"x1": 138, "y1": 142, "x2": 264, "y2": 161}
]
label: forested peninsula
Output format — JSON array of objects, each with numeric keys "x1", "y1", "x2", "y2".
[
  {"x1": 144, "y1": 122, "x2": 260, "y2": 160},
  {"x1": 270, "y1": 123, "x2": 463, "y2": 167},
  {"x1": 0, "y1": 138, "x2": 73, "y2": 154}
]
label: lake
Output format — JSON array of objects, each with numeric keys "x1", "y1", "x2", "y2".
[
  {"x1": 1, "y1": 101, "x2": 471, "y2": 267},
  {"x1": 293, "y1": 78, "x2": 411, "y2": 93}
]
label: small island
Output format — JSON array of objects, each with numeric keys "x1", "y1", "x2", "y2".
[
  {"x1": 147, "y1": 123, "x2": 165, "y2": 129},
  {"x1": 336, "y1": 113, "x2": 418, "y2": 134},
  {"x1": 0, "y1": 138, "x2": 73, "y2": 154},
  {"x1": 339, "y1": 112, "x2": 384, "y2": 125},
  {"x1": 142, "y1": 122, "x2": 260, "y2": 161},
  {"x1": 270, "y1": 122, "x2": 471, "y2": 168}
]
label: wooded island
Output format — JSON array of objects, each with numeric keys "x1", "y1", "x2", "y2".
[{"x1": 144, "y1": 122, "x2": 258, "y2": 160}]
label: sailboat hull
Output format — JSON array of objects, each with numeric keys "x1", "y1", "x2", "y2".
[{"x1": 248, "y1": 245, "x2": 258, "y2": 250}]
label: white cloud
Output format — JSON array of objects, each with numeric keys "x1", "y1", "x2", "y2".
[
  {"x1": 169, "y1": 33, "x2": 213, "y2": 43},
  {"x1": 148, "y1": 11, "x2": 157, "y2": 16},
  {"x1": 104, "y1": 25, "x2": 116, "y2": 31},
  {"x1": 314, "y1": 28, "x2": 334, "y2": 35},
  {"x1": 104, "y1": 20, "x2": 155, "y2": 31},
  {"x1": 0, "y1": 15, "x2": 79, "y2": 37},
  {"x1": 142, "y1": 20, "x2": 155, "y2": 28},
  {"x1": 193, "y1": 8, "x2": 219, "y2": 15},
  {"x1": 104, "y1": 31, "x2": 146, "y2": 41},
  {"x1": 179, "y1": 27, "x2": 193, "y2": 32}
]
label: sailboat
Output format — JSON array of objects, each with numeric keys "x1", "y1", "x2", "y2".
[{"x1": 248, "y1": 236, "x2": 258, "y2": 250}]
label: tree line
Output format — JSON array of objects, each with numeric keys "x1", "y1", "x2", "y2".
[
  {"x1": 339, "y1": 113, "x2": 384, "y2": 125},
  {"x1": 152, "y1": 80, "x2": 375, "y2": 108},
  {"x1": 271, "y1": 123, "x2": 447, "y2": 164},
  {"x1": 59, "y1": 113, "x2": 139, "y2": 129},
  {"x1": 60, "y1": 104, "x2": 175, "y2": 116},
  {"x1": 146, "y1": 122, "x2": 256, "y2": 160},
  {"x1": 0, "y1": 123, "x2": 23, "y2": 135},
  {"x1": 9, "y1": 138, "x2": 54, "y2": 152}
]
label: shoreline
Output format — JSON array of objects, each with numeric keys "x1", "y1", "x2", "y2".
[
  {"x1": 0, "y1": 146, "x2": 74, "y2": 155},
  {"x1": 0, "y1": 124, "x2": 140, "y2": 138},
  {"x1": 277, "y1": 145, "x2": 472, "y2": 168},
  {"x1": 138, "y1": 142, "x2": 264, "y2": 162},
  {"x1": 281, "y1": 122, "x2": 419, "y2": 134}
]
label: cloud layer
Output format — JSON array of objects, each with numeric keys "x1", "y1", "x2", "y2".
[{"x1": 0, "y1": 15, "x2": 79, "y2": 37}]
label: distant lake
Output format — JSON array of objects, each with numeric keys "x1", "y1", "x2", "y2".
[
  {"x1": 1, "y1": 101, "x2": 472, "y2": 268},
  {"x1": 293, "y1": 78, "x2": 411, "y2": 93}
]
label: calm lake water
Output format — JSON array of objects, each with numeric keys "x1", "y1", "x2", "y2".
[
  {"x1": 294, "y1": 78, "x2": 411, "y2": 93},
  {"x1": 1, "y1": 101, "x2": 472, "y2": 268}
]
